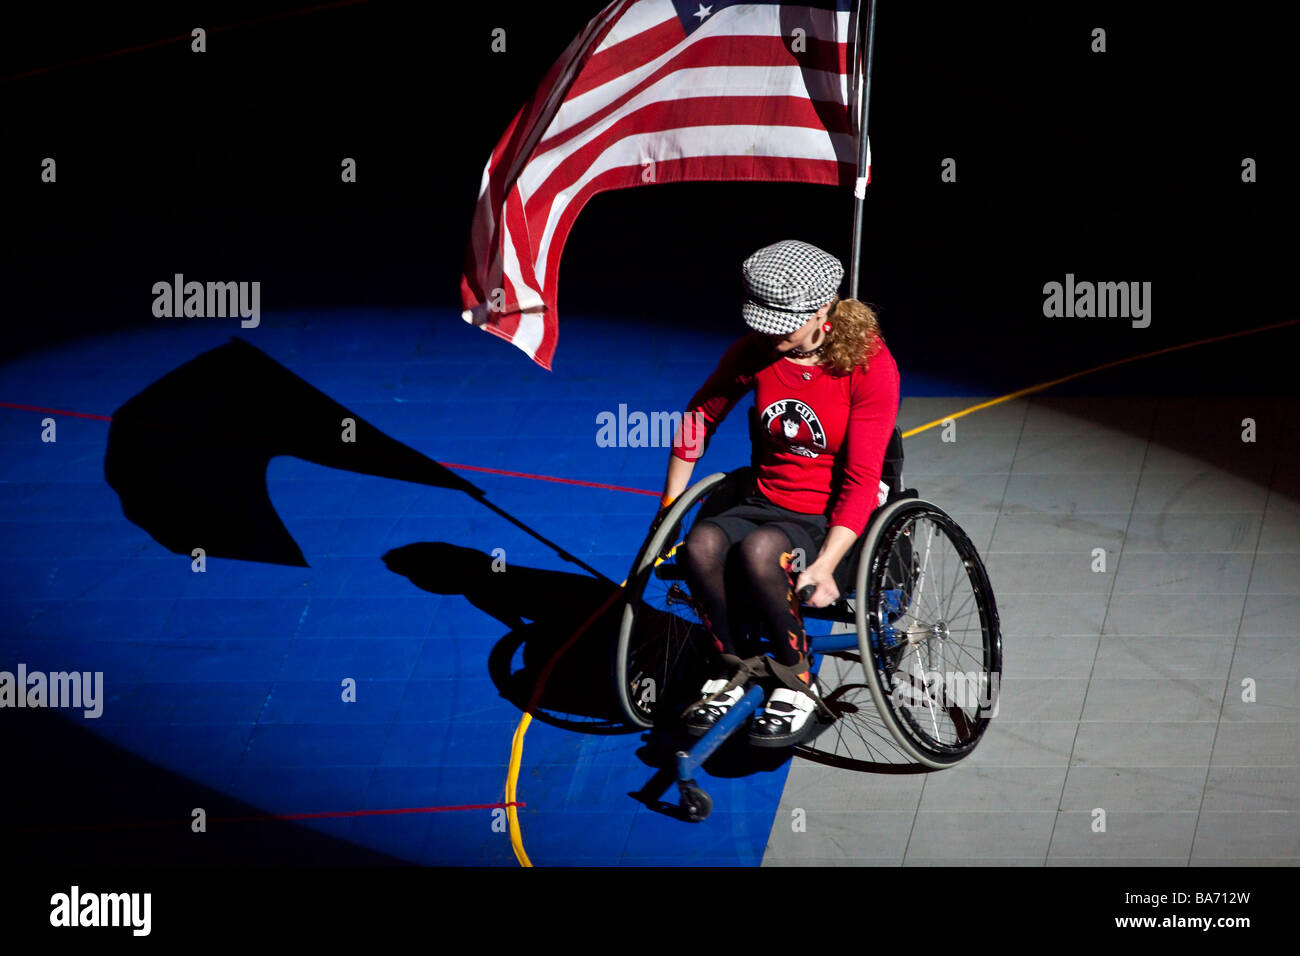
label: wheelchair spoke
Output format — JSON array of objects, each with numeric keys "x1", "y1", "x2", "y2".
[
  {"x1": 912, "y1": 520, "x2": 937, "y2": 622},
  {"x1": 937, "y1": 546, "x2": 967, "y2": 623},
  {"x1": 929, "y1": 530, "x2": 961, "y2": 627},
  {"x1": 839, "y1": 710, "x2": 907, "y2": 764},
  {"x1": 917, "y1": 642, "x2": 943, "y2": 741},
  {"x1": 941, "y1": 587, "x2": 977, "y2": 632},
  {"x1": 661, "y1": 622, "x2": 697, "y2": 690},
  {"x1": 936, "y1": 638, "x2": 985, "y2": 677},
  {"x1": 798, "y1": 653, "x2": 914, "y2": 768}
]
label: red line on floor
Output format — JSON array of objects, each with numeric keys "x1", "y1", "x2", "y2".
[
  {"x1": 0, "y1": 401, "x2": 661, "y2": 496},
  {"x1": 0, "y1": 401, "x2": 114, "y2": 422},
  {"x1": 437, "y1": 461, "x2": 659, "y2": 496}
]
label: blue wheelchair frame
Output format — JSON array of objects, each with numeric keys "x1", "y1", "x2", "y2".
[
  {"x1": 672, "y1": 422, "x2": 912, "y2": 818},
  {"x1": 673, "y1": 565, "x2": 913, "y2": 818}
]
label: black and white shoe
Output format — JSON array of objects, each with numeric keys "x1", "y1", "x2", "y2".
[
  {"x1": 748, "y1": 685, "x2": 821, "y2": 748},
  {"x1": 684, "y1": 678, "x2": 746, "y2": 737}
]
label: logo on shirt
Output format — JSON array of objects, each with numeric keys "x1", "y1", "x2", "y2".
[{"x1": 759, "y1": 399, "x2": 826, "y2": 458}]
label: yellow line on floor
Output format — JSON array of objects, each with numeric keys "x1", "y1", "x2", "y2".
[
  {"x1": 505, "y1": 585, "x2": 625, "y2": 866},
  {"x1": 508, "y1": 314, "x2": 1299, "y2": 865},
  {"x1": 901, "y1": 316, "x2": 1300, "y2": 439}
]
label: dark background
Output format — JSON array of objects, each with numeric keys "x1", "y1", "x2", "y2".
[
  {"x1": 0, "y1": 0, "x2": 1297, "y2": 901},
  {"x1": 1, "y1": 0, "x2": 1296, "y2": 387}
]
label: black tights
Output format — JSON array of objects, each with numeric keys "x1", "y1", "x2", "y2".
[{"x1": 681, "y1": 522, "x2": 809, "y2": 679}]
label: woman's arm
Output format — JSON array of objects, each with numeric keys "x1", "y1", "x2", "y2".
[
  {"x1": 660, "y1": 453, "x2": 697, "y2": 507},
  {"x1": 658, "y1": 335, "x2": 760, "y2": 509}
]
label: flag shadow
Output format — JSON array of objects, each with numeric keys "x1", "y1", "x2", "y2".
[
  {"x1": 382, "y1": 542, "x2": 629, "y2": 733},
  {"x1": 104, "y1": 337, "x2": 483, "y2": 567}
]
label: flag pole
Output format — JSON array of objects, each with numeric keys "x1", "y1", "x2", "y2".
[{"x1": 848, "y1": 0, "x2": 878, "y2": 301}]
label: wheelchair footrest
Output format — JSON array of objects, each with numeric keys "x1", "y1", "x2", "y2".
[{"x1": 676, "y1": 684, "x2": 766, "y2": 782}]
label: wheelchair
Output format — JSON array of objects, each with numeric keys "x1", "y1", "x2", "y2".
[{"x1": 613, "y1": 422, "x2": 1002, "y2": 821}]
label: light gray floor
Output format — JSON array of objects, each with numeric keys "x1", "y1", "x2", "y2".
[{"x1": 764, "y1": 394, "x2": 1300, "y2": 866}]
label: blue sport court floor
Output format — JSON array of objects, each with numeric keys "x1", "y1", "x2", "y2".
[{"x1": 2, "y1": 307, "x2": 1298, "y2": 865}]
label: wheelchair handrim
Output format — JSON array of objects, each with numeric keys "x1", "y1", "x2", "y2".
[
  {"x1": 854, "y1": 497, "x2": 1002, "y2": 768},
  {"x1": 613, "y1": 471, "x2": 731, "y2": 729}
]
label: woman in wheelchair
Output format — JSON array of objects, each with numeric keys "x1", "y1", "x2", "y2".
[{"x1": 657, "y1": 239, "x2": 901, "y2": 748}]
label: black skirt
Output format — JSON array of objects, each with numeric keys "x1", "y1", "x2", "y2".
[{"x1": 697, "y1": 491, "x2": 828, "y2": 567}]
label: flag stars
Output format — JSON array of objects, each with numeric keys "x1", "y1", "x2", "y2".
[{"x1": 693, "y1": 4, "x2": 713, "y2": 21}]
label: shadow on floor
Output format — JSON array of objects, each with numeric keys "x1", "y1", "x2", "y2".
[
  {"x1": 105, "y1": 337, "x2": 482, "y2": 567},
  {"x1": 383, "y1": 542, "x2": 628, "y2": 731},
  {"x1": 0, "y1": 707, "x2": 406, "y2": 866}
]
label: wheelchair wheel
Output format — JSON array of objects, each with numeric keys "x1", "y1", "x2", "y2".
[
  {"x1": 796, "y1": 650, "x2": 923, "y2": 770},
  {"x1": 614, "y1": 471, "x2": 750, "y2": 728},
  {"x1": 853, "y1": 496, "x2": 1001, "y2": 768}
]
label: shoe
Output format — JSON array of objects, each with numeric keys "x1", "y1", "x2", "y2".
[
  {"x1": 748, "y1": 684, "x2": 822, "y2": 748},
  {"x1": 684, "y1": 678, "x2": 745, "y2": 737}
]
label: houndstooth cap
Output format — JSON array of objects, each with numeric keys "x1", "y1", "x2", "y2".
[{"x1": 741, "y1": 240, "x2": 844, "y2": 335}]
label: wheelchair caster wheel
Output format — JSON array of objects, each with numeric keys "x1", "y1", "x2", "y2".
[{"x1": 679, "y1": 784, "x2": 712, "y2": 822}]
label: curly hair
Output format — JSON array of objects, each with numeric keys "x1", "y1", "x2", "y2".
[{"x1": 821, "y1": 296, "x2": 883, "y2": 374}]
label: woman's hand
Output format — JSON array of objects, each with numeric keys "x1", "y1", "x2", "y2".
[
  {"x1": 650, "y1": 492, "x2": 677, "y2": 531},
  {"x1": 795, "y1": 564, "x2": 839, "y2": 608},
  {"x1": 794, "y1": 526, "x2": 857, "y2": 607}
]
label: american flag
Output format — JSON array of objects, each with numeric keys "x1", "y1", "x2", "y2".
[{"x1": 460, "y1": 0, "x2": 868, "y2": 369}]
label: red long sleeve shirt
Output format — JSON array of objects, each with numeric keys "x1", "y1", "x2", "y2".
[{"x1": 673, "y1": 332, "x2": 901, "y2": 537}]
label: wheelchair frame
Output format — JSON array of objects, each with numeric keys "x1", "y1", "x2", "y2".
[{"x1": 614, "y1": 426, "x2": 1002, "y2": 821}]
